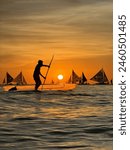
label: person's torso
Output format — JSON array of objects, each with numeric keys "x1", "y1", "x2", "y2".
[{"x1": 33, "y1": 65, "x2": 41, "y2": 78}]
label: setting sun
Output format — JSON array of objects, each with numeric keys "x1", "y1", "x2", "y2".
[{"x1": 57, "y1": 74, "x2": 64, "y2": 80}]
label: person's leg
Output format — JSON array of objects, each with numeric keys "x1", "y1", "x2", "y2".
[
  {"x1": 35, "y1": 79, "x2": 41, "y2": 90},
  {"x1": 35, "y1": 83, "x2": 38, "y2": 90}
]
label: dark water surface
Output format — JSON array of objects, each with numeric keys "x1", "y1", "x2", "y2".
[{"x1": 0, "y1": 85, "x2": 112, "y2": 150}]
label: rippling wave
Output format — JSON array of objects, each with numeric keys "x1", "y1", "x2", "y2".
[{"x1": 0, "y1": 85, "x2": 112, "y2": 150}]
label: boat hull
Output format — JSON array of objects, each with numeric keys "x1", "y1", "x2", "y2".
[{"x1": 2, "y1": 84, "x2": 76, "y2": 92}]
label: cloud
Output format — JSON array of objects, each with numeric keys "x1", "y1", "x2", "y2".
[
  {"x1": 0, "y1": 1, "x2": 112, "y2": 25},
  {"x1": 0, "y1": 0, "x2": 112, "y2": 64}
]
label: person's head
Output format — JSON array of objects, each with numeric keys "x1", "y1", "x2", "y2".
[{"x1": 38, "y1": 60, "x2": 43, "y2": 66}]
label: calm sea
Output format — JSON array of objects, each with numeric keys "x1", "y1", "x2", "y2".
[{"x1": 0, "y1": 85, "x2": 112, "y2": 150}]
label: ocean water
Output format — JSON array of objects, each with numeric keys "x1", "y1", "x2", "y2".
[{"x1": 0, "y1": 85, "x2": 112, "y2": 150}]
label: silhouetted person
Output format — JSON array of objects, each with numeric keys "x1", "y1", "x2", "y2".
[{"x1": 33, "y1": 60, "x2": 49, "y2": 91}]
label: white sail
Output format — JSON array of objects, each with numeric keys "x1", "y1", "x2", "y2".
[{"x1": 90, "y1": 68, "x2": 109, "y2": 84}]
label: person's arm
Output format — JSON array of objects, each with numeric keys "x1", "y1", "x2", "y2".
[
  {"x1": 40, "y1": 73, "x2": 46, "y2": 79},
  {"x1": 43, "y1": 64, "x2": 50, "y2": 68}
]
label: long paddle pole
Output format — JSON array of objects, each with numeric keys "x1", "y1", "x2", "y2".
[{"x1": 41, "y1": 55, "x2": 54, "y2": 89}]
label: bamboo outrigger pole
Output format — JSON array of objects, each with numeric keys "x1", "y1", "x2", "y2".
[{"x1": 41, "y1": 55, "x2": 54, "y2": 89}]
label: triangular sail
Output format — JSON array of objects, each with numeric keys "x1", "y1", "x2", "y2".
[
  {"x1": 110, "y1": 79, "x2": 113, "y2": 85},
  {"x1": 68, "y1": 70, "x2": 80, "y2": 84},
  {"x1": 3, "y1": 78, "x2": 5, "y2": 84},
  {"x1": 80, "y1": 72, "x2": 87, "y2": 84},
  {"x1": 72, "y1": 70, "x2": 80, "y2": 83},
  {"x1": 22, "y1": 76, "x2": 27, "y2": 85},
  {"x1": 68, "y1": 76, "x2": 72, "y2": 83},
  {"x1": 90, "y1": 68, "x2": 109, "y2": 84},
  {"x1": 3, "y1": 72, "x2": 14, "y2": 84},
  {"x1": 13, "y1": 72, "x2": 27, "y2": 85}
]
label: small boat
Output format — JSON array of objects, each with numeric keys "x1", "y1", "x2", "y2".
[
  {"x1": 2, "y1": 84, "x2": 76, "y2": 92},
  {"x1": 2, "y1": 72, "x2": 27, "y2": 85},
  {"x1": 90, "y1": 68, "x2": 109, "y2": 85}
]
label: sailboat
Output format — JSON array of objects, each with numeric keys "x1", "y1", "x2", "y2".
[
  {"x1": 90, "y1": 68, "x2": 109, "y2": 85},
  {"x1": 2, "y1": 72, "x2": 14, "y2": 85},
  {"x1": 2, "y1": 71, "x2": 76, "y2": 91},
  {"x1": 13, "y1": 72, "x2": 27, "y2": 85},
  {"x1": 79, "y1": 72, "x2": 87, "y2": 85},
  {"x1": 68, "y1": 70, "x2": 80, "y2": 84}
]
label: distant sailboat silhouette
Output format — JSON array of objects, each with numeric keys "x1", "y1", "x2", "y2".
[
  {"x1": 90, "y1": 68, "x2": 109, "y2": 84},
  {"x1": 3, "y1": 72, "x2": 14, "y2": 85},
  {"x1": 51, "y1": 80, "x2": 54, "y2": 84},
  {"x1": 68, "y1": 70, "x2": 80, "y2": 84},
  {"x1": 13, "y1": 72, "x2": 27, "y2": 85},
  {"x1": 79, "y1": 72, "x2": 87, "y2": 85}
]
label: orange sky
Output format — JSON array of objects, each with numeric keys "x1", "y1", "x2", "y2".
[{"x1": 0, "y1": 0, "x2": 112, "y2": 84}]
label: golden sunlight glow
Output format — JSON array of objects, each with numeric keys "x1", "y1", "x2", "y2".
[
  {"x1": 57, "y1": 74, "x2": 64, "y2": 80},
  {"x1": 0, "y1": 1, "x2": 112, "y2": 84}
]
